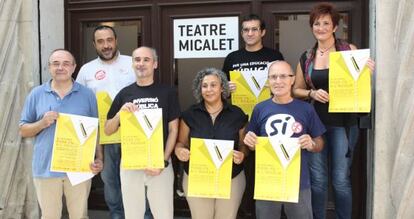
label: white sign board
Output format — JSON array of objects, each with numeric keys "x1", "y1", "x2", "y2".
[{"x1": 174, "y1": 17, "x2": 239, "y2": 58}]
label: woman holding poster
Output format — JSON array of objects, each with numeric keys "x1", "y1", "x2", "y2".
[
  {"x1": 292, "y1": 3, "x2": 375, "y2": 219},
  {"x1": 174, "y1": 68, "x2": 248, "y2": 219}
]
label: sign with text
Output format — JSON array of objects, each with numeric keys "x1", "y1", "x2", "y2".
[{"x1": 174, "y1": 17, "x2": 239, "y2": 58}]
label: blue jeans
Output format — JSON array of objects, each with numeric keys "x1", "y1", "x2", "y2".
[
  {"x1": 309, "y1": 125, "x2": 359, "y2": 219},
  {"x1": 101, "y1": 144, "x2": 124, "y2": 219},
  {"x1": 256, "y1": 188, "x2": 313, "y2": 219}
]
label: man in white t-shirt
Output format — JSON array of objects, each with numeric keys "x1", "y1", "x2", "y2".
[{"x1": 76, "y1": 25, "x2": 135, "y2": 219}]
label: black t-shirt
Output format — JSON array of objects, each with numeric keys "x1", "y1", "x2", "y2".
[
  {"x1": 107, "y1": 82, "x2": 181, "y2": 145},
  {"x1": 181, "y1": 101, "x2": 248, "y2": 178},
  {"x1": 222, "y1": 47, "x2": 284, "y2": 79}
]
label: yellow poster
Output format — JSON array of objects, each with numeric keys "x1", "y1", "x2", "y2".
[
  {"x1": 329, "y1": 49, "x2": 371, "y2": 112},
  {"x1": 96, "y1": 91, "x2": 120, "y2": 144},
  {"x1": 120, "y1": 108, "x2": 164, "y2": 169},
  {"x1": 188, "y1": 138, "x2": 234, "y2": 199},
  {"x1": 51, "y1": 113, "x2": 98, "y2": 172},
  {"x1": 230, "y1": 70, "x2": 271, "y2": 118},
  {"x1": 254, "y1": 136, "x2": 301, "y2": 203}
]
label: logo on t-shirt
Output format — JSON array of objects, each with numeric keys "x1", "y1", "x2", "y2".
[
  {"x1": 95, "y1": 70, "x2": 106, "y2": 80},
  {"x1": 265, "y1": 114, "x2": 303, "y2": 138},
  {"x1": 133, "y1": 97, "x2": 159, "y2": 109}
]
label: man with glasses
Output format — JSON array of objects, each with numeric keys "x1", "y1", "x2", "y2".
[
  {"x1": 222, "y1": 14, "x2": 284, "y2": 92},
  {"x1": 76, "y1": 25, "x2": 136, "y2": 219},
  {"x1": 222, "y1": 14, "x2": 284, "y2": 217},
  {"x1": 19, "y1": 49, "x2": 103, "y2": 219},
  {"x1": 243, "y1": 61, "x2": 325, "y2": 219}
]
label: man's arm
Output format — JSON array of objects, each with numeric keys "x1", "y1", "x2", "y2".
[
  {"x1": 299, "y1": 135, "x2": 324, "y2": 153},
  {"x1": 105, "y1": 102, "x2": 137, "y2": 135},
  {"x1": 90, "y1": 144, "x2": 104, "y2": 174},
  {"x1": 104, "y1": 112, "x2": 121, "y2": 135},
  {"x1": 20, "y1": 111, "x2": 58, "y2": 137},
  {"x1": 163, "y1": 118, "x2": 179, "y2": 161}
]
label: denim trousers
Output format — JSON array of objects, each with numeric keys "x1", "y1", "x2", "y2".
[
  {"x1": 101, "y1": 144, "x2": 124, "y2": 219},
  {"x1": 309, "y1": 125, "x2": 359, "y2": 219}
]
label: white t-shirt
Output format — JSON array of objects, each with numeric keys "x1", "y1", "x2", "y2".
[{"x1": 76, "y1": 53, "x2": 136, "y2": 99}]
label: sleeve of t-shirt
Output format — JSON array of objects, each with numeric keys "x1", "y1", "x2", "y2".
[
  {"x1": 107, "y1": 91, "x2": 123, "y2": 120},
  {"x1": 246, "y1": 105, "x2": 260, "y2": 135},
  {"x1": 307, "y1": 105, "x2": 326, "y2": 138},
  {"x1": 167, "y1": 87, "x2": 181, "y2": 122},
  {"x1": 222, "y1": 55, "x2": 232, "y2": 80},
  {"x1": 87, "y1": 90, "x2": 98, "y2": 118},
  {"x1": 19, "y1": 90, "x2": 37, "y2": 125}
]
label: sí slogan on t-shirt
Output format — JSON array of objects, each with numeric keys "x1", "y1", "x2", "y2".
[{"x1": 173, "y1": 17, "x2": 239, "y2": 58}]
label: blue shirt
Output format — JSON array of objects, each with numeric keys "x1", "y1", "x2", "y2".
[
  {"x1": 20, "y1": 80, "x2": 98, "y2": 178},
  {"x1": 247, "y1": 98, "x2": 326, "y2": 189}
]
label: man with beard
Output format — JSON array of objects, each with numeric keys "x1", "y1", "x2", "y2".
[{"x1": 76, "y1": 25, "x2": 135, "y2": 219}]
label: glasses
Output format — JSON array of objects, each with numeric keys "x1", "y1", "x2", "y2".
[
  {"x1": 49, "y1": 61, "x2": 73, "y2": 68},
  {"x1": 241, "y1": 27, "x2": 260, "y2": 33},
  {"x1": 268, "y1": 74, "x2": 294, "y2": 81}
]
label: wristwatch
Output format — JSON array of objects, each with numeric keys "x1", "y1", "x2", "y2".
[{"x1": 164, "y1": 160, "x2": 169, "y2": 168}]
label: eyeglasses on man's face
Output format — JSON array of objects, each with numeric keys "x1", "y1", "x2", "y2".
[
  {"x1": 268, "y1": 74, "x2": 295, "y2": 81},
  {"x1": 49, "y1": 61, "x2": 74, "y2": 68}
]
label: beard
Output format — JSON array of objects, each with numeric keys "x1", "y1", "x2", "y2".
[{"x1": 97, "y1": 46, "x2": 118, "y2": 61}]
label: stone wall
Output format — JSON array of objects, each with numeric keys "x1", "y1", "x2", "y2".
[
  {"x1": 0, "y1": 0, "x2": 40, "y2": 218},
  {"x1": 374, "y1": 0, "x2": 414, "y2": 218}
]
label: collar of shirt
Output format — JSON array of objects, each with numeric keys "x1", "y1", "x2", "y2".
[
  {"x1": 44, "y1": 79, "x2": 80, "y2": 94},
  {"x1": 193, "y1": 100, "x2": 233, "y2": 114}
]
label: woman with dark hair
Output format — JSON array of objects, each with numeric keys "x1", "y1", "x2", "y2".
[
  {"x1": 174, "y1": 68, "x2": 248, "y2": 219},
  {"x1": 292, "y1": 3, "x2": 375, "y2": 219}
]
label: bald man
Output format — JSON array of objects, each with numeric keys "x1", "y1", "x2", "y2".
[{"x1": 243, "y1": 61, "x2": 325, "y2": 219}]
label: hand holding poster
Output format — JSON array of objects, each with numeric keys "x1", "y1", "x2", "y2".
[
  {"x1": 188, "y1": 138, "x2": 234, "y2": 199},
  {"x1": 120, "y1": 108, "x2": 164, "y2": 169},
  {"x1": 51, "y1": 113, "x2": 98, "y2": 173},
  {"x1": 329, "y1": 49, "x2": 371, "y2": 112},
  {"x1": 230, "y1": 70, "x2": 271, "y2": 118},
  {"x1": 254, "y1": 136, "x2": 301, "y2": 203}
]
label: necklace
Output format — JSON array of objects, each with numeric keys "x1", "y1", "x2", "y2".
[
  {"x1": 317, "y1": 43, "x2": 335, "y2": 56},
  {"x1": 208, "y1": 106, "x2": 222, "y2": 116},
  {"x1": 206, "y1": 104, "x2": 223, "y2": 121}
]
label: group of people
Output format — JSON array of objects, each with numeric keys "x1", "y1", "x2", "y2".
[{"x1": 19, "y1": 2, "x2": 374, "y2": 219}]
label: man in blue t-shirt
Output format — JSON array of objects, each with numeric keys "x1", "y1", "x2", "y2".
[{"x1": 244, "y1": 61, "x2": 326, "y2": 219}]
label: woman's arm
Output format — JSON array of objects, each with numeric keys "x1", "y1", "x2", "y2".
[{"x1": 174, "y1": 119, "x2": 191, "y2": 162}]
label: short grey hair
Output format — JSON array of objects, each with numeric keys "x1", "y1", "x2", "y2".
[
  {"x1": 132, "y1": 46, "x2": 158, "y2": 62},
  {"x1": 192, "y1": 67, "x2": 230, "y2": 103}
]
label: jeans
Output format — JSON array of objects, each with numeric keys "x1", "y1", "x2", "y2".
[
  {"x1": 255, "y1": 188, "x2": 313, "y2": 219},
  {"x1": 309, "y1": 125, "x2": 359, "y2": 219},
  {"x1": 101, "y1": 144, "x2": 124, "y2": 219}
]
